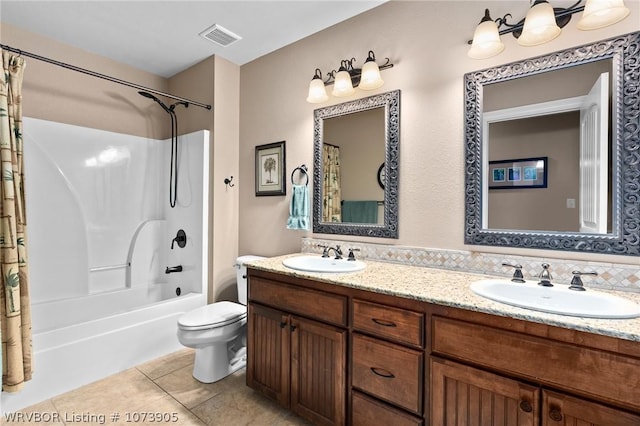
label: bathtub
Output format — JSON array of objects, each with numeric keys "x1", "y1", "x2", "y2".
[
  {"x1": 2, "y1": 290, "x2": 205, "y2": 413},
  {"x1": 1, "y1": 118, "x2": 210, "y2": 413}
]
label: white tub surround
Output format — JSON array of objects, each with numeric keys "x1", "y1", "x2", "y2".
[{"x1": 2, "y1": 119, "x2": 209, "y2": 412}]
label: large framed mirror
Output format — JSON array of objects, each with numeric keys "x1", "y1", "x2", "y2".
[
  {"x1": 464, "y1": 32, "x2": 639, "y2": 256},
  {"x1": 313, "y1": 90, "x2": 400, "y2": 238}
]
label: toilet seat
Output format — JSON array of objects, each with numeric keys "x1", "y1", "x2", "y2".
[{"x1": 178, "y1": 301, "x2": 246, "y2": 331}]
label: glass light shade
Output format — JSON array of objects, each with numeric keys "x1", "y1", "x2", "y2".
[
  {"x1": 306, "y1": 78, "x2": 329, "y2": 103},
  {"x1": 518, "y1": 1, "x2": 561, "y2": 46},
  {"x1": 332, "y1": 69, "x2": 356, "y2": 97},
  {"x1": 358, "y1": 60, "x2": 384, "y2": 90},
  {"x1": 468, "y1": 19, "x2": 505, "y2": 59},
  {"x1": 577, "y1": 0, "x2": 630, "y2": 30}
]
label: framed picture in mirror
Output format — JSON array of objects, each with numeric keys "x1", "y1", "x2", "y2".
[
  {"x1": 489, "y1": 157, "x2": 547, "y2": 189},
  {"x1": 255, "y1": 141, "x2": 286, "y2": 196}
]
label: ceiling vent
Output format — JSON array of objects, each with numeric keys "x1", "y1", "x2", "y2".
[{"x1": 199, "y1": 24, "x2": 242, "y2": 47}]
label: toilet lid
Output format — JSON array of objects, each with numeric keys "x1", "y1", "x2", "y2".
[{"x1": 178, "y1": 301, "x2": 246, "y2": 330}]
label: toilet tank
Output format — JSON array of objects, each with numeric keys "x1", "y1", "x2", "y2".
[{"x1": 236, "y1": 255, "x2": 265, "y2": 305}]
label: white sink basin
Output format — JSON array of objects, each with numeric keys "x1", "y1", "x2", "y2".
[
  {"x1": 471, "y1": 279, "x2": 640, "y2": 319},
  {"x1": 282, "y1": 255, "x2": 366, "y2": 273}
]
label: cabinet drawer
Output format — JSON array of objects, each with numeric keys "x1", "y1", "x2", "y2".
[
  {"x1": 352, "y1": 333, "x2": 423, "y2": 414},
  {"x1": 249, "y1": 276, "x2": 347, "y2": 326},
  {"x1": 432, "y1": 316, "x2": 640, "y2": 411},
  {"x1": 352, "y1": 391, "x2": 423, "y2": 426},
  {"x1": 353, "y1": 299, "x2": 424, "y2": 347}
]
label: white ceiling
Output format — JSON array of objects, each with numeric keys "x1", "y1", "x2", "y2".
[{"x1": 1, "y1": 0, "x2": 387, "y2": 77}]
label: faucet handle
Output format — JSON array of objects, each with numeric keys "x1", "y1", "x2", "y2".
[
  {"x1": 569, "y1": 271, "x2": 597, "y2": 291},
  {"x1": 347, "y1": 248, "x2": 361, "y2": 261},
  {"x1": 502, "y1": 262, "x2": 525, "y2": 283},
  {"x1": 317, "y1": 244, "x2": 330, "y2": 257}
]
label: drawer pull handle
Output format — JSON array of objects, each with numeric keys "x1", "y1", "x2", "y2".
[
  {"x1": 519, "y1": 400, "x2": 533, "y2": 413},
  {"x1": 371, "y1": 318, "x2": 397, "y2": 327},
  {"x1": 370, "y1": 367, "x2": 395, "y2": 379},
  {"x1": 548, "y1": 408, "x2": 563, "y2": 422}
]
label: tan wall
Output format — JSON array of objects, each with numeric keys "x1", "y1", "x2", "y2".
[
  {"x1": 238, "y1": 1, "x2": 639, "y2": 263},
  {"x1": 1, "y1": 23, "x2": 169, "y2": 139}
]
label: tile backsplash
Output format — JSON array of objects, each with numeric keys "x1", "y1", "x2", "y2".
[{"x1": 301, "y1": 237, "x2": 640, "y2": 293}]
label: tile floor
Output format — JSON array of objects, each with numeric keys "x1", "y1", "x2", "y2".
[{"x1": 4, "y1": 349, "x2": 311, "y2": 425}]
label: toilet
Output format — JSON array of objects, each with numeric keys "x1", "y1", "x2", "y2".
[{"x1": 177, "y1": 255, "x2": 264, "y2": 383}]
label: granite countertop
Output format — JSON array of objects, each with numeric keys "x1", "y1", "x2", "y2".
[{"x1": 248, "y1": 253, "x2": 640, "y2": 343}]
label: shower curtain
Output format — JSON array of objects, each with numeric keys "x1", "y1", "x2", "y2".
[
  {"x1": 322, "y1": 144, "x2": 342, "y2": 222},
  {"x1": 0, "y1": 50, "x2": 32, "y2": 392}
]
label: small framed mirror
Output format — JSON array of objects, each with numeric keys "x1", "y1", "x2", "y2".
[
  {"x1": 464, "y1": 32, "x2": 639, "y2": 256},
  {"x1": 313, "y1": 90, "x2": 400, "y2": 238}
]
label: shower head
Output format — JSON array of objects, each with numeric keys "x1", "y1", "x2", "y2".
[
  {"x1": 138, "y1": 91, "x2": 172, "y2": 114},
  {"x1": 138, "y1": 91, "x2": 189, "y2": 113}
]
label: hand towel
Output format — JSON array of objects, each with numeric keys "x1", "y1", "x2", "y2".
[
  {"x1": 341, "y1": 200, "x2": 378, "y2": 223},
  {"x1": 287, "y1": 184, "x2": 310, "y2": 230}
]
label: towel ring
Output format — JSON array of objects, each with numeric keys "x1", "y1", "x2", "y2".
[{"x1": 291, "y1": 165, "x2": 309, "y2": 186}]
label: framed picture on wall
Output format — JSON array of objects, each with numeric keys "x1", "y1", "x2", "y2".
[
  {"x1": 255, "y1": 141, "x2": 286, "y2": 196},
  {"x1": 489, "y1": 157, "x2": 547, "y2": 189}
]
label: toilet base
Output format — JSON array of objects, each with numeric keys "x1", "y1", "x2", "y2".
[{"x1": 192, "y1": 341, "x2": 247, "y2": 383}]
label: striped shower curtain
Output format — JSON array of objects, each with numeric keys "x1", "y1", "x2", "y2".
[
  {"x1": 322, "y1": 144, "x2": 342, "y2": 222},
  {"x1": 1, "y1": 50, "x2": 32, "y2": 392}
]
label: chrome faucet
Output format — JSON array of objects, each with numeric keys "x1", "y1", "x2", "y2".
[
  {"x1": 537, "y1": 263, "x2": 553, "y2": 287},
  {"x1": 319, "y1": 244, "x2": 343, "y2": 259}
]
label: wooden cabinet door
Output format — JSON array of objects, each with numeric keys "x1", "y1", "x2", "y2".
[
  {"x1": 542, "y1": 390, "x2": 640, "y2": 426},
  {"x1": 430, "y1": 357, "x2": 539, "y2": 426},
  {"x1": 246, "y1": 303, "x2": 290, "y2": 407},
  {"x1": 290, "y1": 315, "x2": 346, "y2": 426}
]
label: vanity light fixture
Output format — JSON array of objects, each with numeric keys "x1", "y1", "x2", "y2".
[
  {"x1": 306, "y1": 50, "x2": 393, "y2": 104},
  {"x1": 467, "y1": 0, "x2": 630, "y2": 59}
]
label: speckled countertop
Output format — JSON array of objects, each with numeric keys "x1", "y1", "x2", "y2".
[{"x1": 247, "y1": 254, "x2": 640, "y2": 343}]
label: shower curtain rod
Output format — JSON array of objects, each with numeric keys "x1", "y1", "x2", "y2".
[{"x1": 0, "y1": 43, "x2": 212, "y2": 110}]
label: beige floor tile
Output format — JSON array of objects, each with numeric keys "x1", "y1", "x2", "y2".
[
  {"x1": 51, "y1": 368, "x2": 166, "y2": 418},
  {"x1": 190, "y1": 370, "x2": 311, "y2": 426},
  {"x1": 153, "y1": 365, "x2": 222, "y2": 410},
  {"x1": 137, "y1": 348, "x2": 195, "y2": 380}
]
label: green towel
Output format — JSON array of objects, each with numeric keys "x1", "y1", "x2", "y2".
[
  {"x1": 287, "y1": 184, "x2": 310, "y2": 230},
  {"x1": 342, "y1": 200, "x2": 378, "y2": 223}
]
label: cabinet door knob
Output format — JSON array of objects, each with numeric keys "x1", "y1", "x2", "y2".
[
  {"x1": 371, "y1": 318, "x2": 397, "y2": 327},
  {"x1": 370, "y1": 367, "x2": 395, "y2": 379},
  {"x1": 549, "y1": 408, "x2": 563, "y2": 422},
  {"x1": 519, "y1": 399, "x2": 533, "y2": 413},
  {"x1": 290, "y1": 324, "x2": 297, "y2": 332},
  {"x1": 279, "y1": 321, "x2": 287, "y2": 329}
]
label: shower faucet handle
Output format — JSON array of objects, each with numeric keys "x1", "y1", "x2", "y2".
[{"x1": 171, "y1": 229, "x2": 187, "y2": 249}]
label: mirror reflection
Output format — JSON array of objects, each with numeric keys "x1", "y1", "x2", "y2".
[
  {"x1": 322, "y1": 108, "x2": 385, "y2": 224},
  {"x1": 464, "y1": 31, "x2": 640, "y2": 255},
  {"x1": 313, "y1": 90, "x2": 400, "y2": 239},
  {"x1": 483, "y1": 59, "x2": 612, "y2": 234}
]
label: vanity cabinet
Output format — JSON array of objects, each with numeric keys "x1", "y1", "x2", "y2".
[
  {"x1": 430, "y1": 312, "x2": 640, "y2": 426},
  {"x1": 247, "y1": 272, "x2": 347, "y2": 426},
  {"x1": 247, "y1": 266, "x2": 640, "y2": 426}
]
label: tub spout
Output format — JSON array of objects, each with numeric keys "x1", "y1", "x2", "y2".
[{"x1": 165, "y1": 265, "x2": 183, "y2": 274}]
